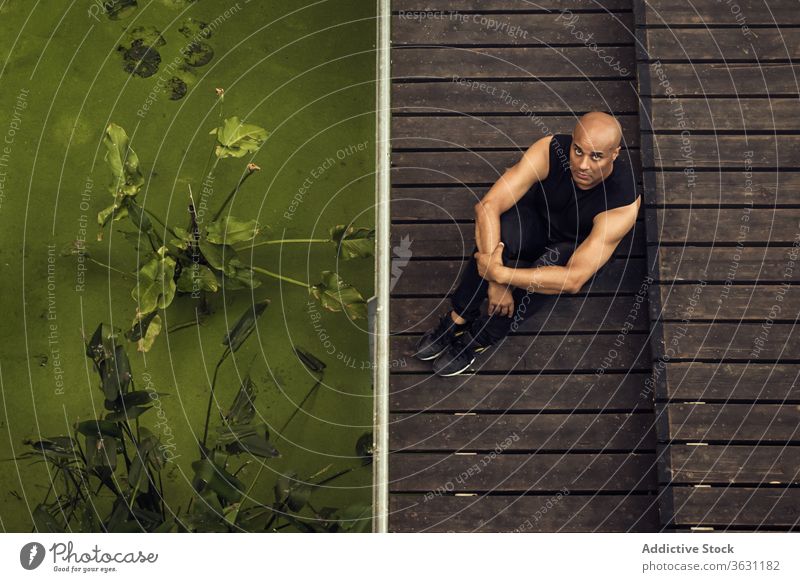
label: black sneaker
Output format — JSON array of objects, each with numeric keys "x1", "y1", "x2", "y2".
[
  {"x1": 413, "y1": 312, "x2": 470, "y2": 361},
  {"x1": 432, "y1": 326, "x2": 492, "y2": 377}
]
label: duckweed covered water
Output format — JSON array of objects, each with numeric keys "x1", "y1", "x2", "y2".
[{"x1": 0, "y1": 0, "x2": 376, "y2": 532}]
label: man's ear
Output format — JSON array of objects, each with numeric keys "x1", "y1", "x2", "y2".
[{"x1": 611, "y1": 145, "x2": 621, "y2": 161}]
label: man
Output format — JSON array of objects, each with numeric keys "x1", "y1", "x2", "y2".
[{"x1": 414, "y1": 111, "x2": 641, "y2": 377}]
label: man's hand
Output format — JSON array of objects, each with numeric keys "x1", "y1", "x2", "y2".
[
  {"x1": 474, "y1": 242, "x2": 505, "y2": 282},
  {"x1": 487, "y1": 281, "x2": 514, "y2": 317}
]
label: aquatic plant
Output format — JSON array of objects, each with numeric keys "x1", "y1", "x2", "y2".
[
  {"x1": 85, "y1": 90, "x2": 373, "y2": 351},
  {"x1": 6, "y1": 305, "x2": 373, "y2": 532}
]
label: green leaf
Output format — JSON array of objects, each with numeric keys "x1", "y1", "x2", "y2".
[
  {"x1": 293, "y1": 347, "x2": 326, "y2": 373},
  {"x1": 222, "y1": 298, "x2": 270, "y2": 353},
  {"x1": 125, "y1": 310, "x2": 158, "y2": 342},
  {"x1": 223, "y1": 376, "x2": 256, "y2": 425},
  {"x1": 99, "y1": 344, "x2": 132, "y2": 402},
  {"x1": 75, "y1": 420, "x2": 123, "y2": 439},
  {"x1": 329, "y1": 225, "x2": 375, "y2": 260},
  {"x1": 221, "y1": 267, "x2": 261, "y2": 290},
  {"x1": 336, "y1": 504, "x2": 372, "y2": 532},
  {"x1": 198, "y1": 240, "x2": 239, "y2": 276},
  {"x1": 131, "y1": 246, "x2": 177, "y2": 314},
  {"x1": 309, "y1": 271, "x2": 368, "y2": 320},
  {"x1": 128, "y1": 431, "x2": 160, "y2": 492},
  {"x1": 191, "y1": 458, "x2": 245, "y2": 503},
  {"x1": 273, "y1": 471, "x2": 311, "y2": 513},
  {"x1": 97, "y1": 202, "x2": 128, "y2": 228},
  {"x1": 85, "y1": 435, "x2": 118, "y2": 472},
  {"x1": 103, "y1": 123, "x2": 144, "y2": 198},
  {"x1": 33, "y1": 505, "x2": 63, "y2": 533},
  {"x1": 126, "y1": 200, "x2": 152, "y2": 233},
  {"x1": 209, "y1": 116, "x2": 268, "y2": 159},
  {"x1": 177, "y1": 263, "x2": 219, "y2": 293},
  {"x1": 206, "y1": 216, "x2": 260, "y2": 244},
  {"x1": 24, "y1": 437, "x2": 78, "y2": 460},
  {"x1": 216, "y1": 423, "x2": 280, "y2": 459},
  {"x1": 86, "y1": 323, "x2": 116, "y2": 363},
  {"x1": 105, "y1": 405, "x2": 152, "y2": 423}
]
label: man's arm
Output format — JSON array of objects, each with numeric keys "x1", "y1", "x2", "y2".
[
  {"x1": 473, "y1": 135, "x2": 552, "y2": 255},
  {"x1": 479, "y1": 198, "x2": 640, "y2": 294}
]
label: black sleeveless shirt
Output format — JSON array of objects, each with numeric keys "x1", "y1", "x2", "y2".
[{"x1": 523, "y1": 134, "x2": 638, "y2": 243}]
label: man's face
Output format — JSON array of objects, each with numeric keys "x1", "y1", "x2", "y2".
[{"x1": 569, "y1": 132, "x2": 620, "y2": 190}]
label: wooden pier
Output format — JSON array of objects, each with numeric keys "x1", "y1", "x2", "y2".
[{"x1": 386, "y1": 0, "x2": 798, "y2": 532}]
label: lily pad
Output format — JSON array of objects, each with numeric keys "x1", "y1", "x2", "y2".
[
  {"x1": 131, "y1": 246, "x2": 177, "y2": 314},
  {"x1": 179, "y1": 17, "x2": 211, "y2": 39},
  {"x1": 206, "y1": 216, "x2": 260, "y2": 245},
  {"x1": 183, "y1": 41, "x2": 214, "y2": 67},
  {"x1": 167, "y1": 76, "x2": 188, "y2": 101},
  {"x1": 127, "y1": 25, "x2": 165, "y2": 48},
  {"x1": 329, "y1": 224, "x2": 375, "y2": 260},
  {"x1": 309, "y1": 271, "x2": 368, "y2": 319},
  {"x1": 209, "y1": 116, "x2": 268, "y2": 159},
  {"x1": 104, "y1": 0, "x2": 138, "y2": 20},
  {"x1": 120, "y1": 39, "x2": 161, "y2": 78}
]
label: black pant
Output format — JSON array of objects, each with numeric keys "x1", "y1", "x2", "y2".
[{"x1": 450, "y1": 202, "x2": 609, "y2": 346}]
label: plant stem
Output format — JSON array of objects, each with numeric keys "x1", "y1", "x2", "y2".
[
  {"x1": 88, "y1": 258, "x2": 134, "y2": 280},
  {"x1": 201, "y1": 348, "x2": 231, "y2": 450},
  {"x1": 141, "y1": 208, "x2": 178, "y2": 240},
  {"x1": 314, "y1": 466, "x2": 356, "y2": 487},
  {"x1": 166, "y1": 320, "x2": 202, "y2": 334},
  {"x1": 236, "y1": 238, "x2": 330, "y2": 252},
  {"x1": 279, "y1": 378, "x2": 322, "y2": 434},
  {"x1": 235, "y1": 377, "x2": 320, "y2": 526},
  {"x1": 250, "y1": 266, "x2": 309, "y2": 288},
  {"x1": 211, "y1": 168, "x2": 257, "y2": 223}
]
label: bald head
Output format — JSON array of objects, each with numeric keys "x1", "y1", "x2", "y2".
[
  {"x1": 574, "y1": 111, "x2": 622, "y2": 150},
  {"x1": 568, "y1": 112, "x2": 623, "y2": 190}
]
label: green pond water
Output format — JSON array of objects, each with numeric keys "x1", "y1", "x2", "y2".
[{"x1": 0, "y1": 0, "x2": 377, "y2": 532}]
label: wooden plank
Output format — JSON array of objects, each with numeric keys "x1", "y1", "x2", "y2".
[
  {"x1": 663, "y1": 487, "x2": 800, "y2": 527},
  {"x1": 639, "y1": 0, "x2": 800, "y2": 26},
  {"x1": 392, "y1": 13, "x2": 634, "y2": 46},
  {"x1": 653, "y1": 247, "x2": 800, "y2": 282},
  {"x1": 643, "y1": 171, "x2": 800, "y2": 205},
  {"x1": 389, "y1": 372, "x2": 654, "y2": 411},
  {"x1": 661, "y1": 445, "x2": 800, "y2": 484},
  {"x1": 390, "y1": 452, "x2": 658, "y2": 491},
  {"x1": 651, "y1": 208, "x2": 800, "y2": 242},
  {"x1": 389, "y1": 493, "x2": 659, "y2": 531},
  {"x1": 390, "y1": 221, "x2": 645, "y2": 258},
  {"x1": 391, "y1": 116, "x2": 640, "y2": 149},
  {"x1": 392, "y1": 186, "x2": 487, "y2": 220},
  {"x1": 638, "y1": 63, "x2": 800, "y2": 96},
  {"x1": 659, "y1": 363, "x2": 800, "y2": 401},
  {"x1": 393, "y1": 0, "x2": 632, "y2": 10},
  {"x1": 392, "y1": 80, "x2": 638, "y2": 113},
  {"x1": 391, "y1": 151, "x2": 642, "y2": 183},
  {"x1": 637, "y1": 28, "x2": 800, "y2": 61},
  {"x1": 393, "y1": 114, "x2": 639, "y2": 148},
  {"x1": 390, "y1": 412, "x2": 656, "y2": 450},
  {"x1": 392, "y1": 46, "x2": 635, "y2": 78},
  {"x1": 642, "y1": 98, "x2": 800, "y2": 132},
  {"x1": 391, "y1": 333, "x2": 651, "y2": 372},
  {"x1": 392, "y1": 296, "x2": 650, "y2": 333},
  {"x1": 655, "y1": 284, "x2": 800, "y2": 321},
  {"x1": 390, "y1": 258, "x2": 647, "y2": 294},
  {"x1": 659, "y1": 403, "x2": 800, "y2": 442},
  {"x1": 644, "y1": 135, "x2": 800, "y2": 169},
  {"x1": 653, "y1": 323, "x2": 800, "y2": 360}
]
